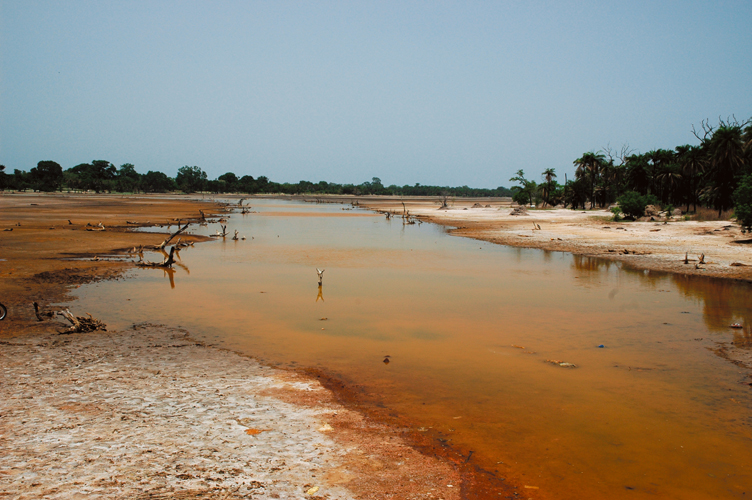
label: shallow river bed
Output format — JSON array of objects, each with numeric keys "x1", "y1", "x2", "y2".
[{"x1": 74, "y1": 199, "x2": 752, "y2": 499}]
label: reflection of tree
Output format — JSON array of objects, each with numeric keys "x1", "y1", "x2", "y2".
[
  {"x1": 316, "y1": 285, "x2": 324, "y2": 302},
  {"x1": 672, "y1": 275, "x2": 752, "y2": 345},
  {"x1": 163, "y1": 268, "x2": 175, "y2": 289},
  {"x1": 568, "y1": 255, "x2": 752, "y2": 348},
  {"x1": 571, "y1": 255, "x2": 670, "y2": 290}
]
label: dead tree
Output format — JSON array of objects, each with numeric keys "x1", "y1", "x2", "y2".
[
  {"x1": 317, "y1": 268, "x2": 325, "y2": 286},
  {"x1": 232, "y1": 230, "x2": 240, "y2": 241},
  {"x1": 698, "y1": 253, "x2": 706, "y2": 264},
  {"x1": 438, "y1": 192, "x2": 450, "y2": 209},
  {"x1": 155, "y1": 223, "x2": 189, "y2": 250}
]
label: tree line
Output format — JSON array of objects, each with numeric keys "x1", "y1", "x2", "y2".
[
  {"x1": 507, "y1": 116, "x2": 752, "y2": 228},
  {"x1": 0, "y1": 162, "x2": 512, "y2": 199}
]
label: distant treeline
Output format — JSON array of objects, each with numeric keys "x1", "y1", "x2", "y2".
[{"x1": 0, "y1": 162, "x2": 512, "y2": 198}]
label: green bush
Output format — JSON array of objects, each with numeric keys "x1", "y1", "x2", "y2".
[
  {"x1": 734, "y1": 174, "x2": 752, "y2": 232},
  {"x1": 610, "y1": 206, "x2": 622, "y2": 221},
  {"x1": 617, "y1": 191, "x2": 659, "y2": 219}
]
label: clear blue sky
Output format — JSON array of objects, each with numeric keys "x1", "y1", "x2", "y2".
[{"x1": 1, "y1": 1, "x2": 750, "y2": 188}]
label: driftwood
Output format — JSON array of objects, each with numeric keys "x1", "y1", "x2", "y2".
[
  {"x1": 85, "y1": 222, "x2": 105, "y2": 231},
  {"x1": 232, "y1": 230, "x2": 240, "y2": 241},
  {"x1": 137, "y1": 247, "x2": 177, "y2": 268},
  {"x1": 59, "y1": 309, "x2": 106, "y2": 334},
  {"x1": 155, "y1": 223, "x2": 189, "y2": 250},
  {"x1": 215, "y1": 224, "x2": 228, "y2": 237},
  {"x1": 698, "y1": 253, "x2": 706, "y2": 264}
]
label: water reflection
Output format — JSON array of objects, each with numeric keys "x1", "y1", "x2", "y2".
[
  {"x1": 316, "y1": 284, "x2": 324, "y2": 302},
  {"x1": 163, "y1": 267, "x2": 176, "y2": 289},
  {"x1": 672, "y1": 274, "x2": 752, "y2": 342},
  {"x1": 571, "y1": 254, "x2": 752, "y2": 345}
]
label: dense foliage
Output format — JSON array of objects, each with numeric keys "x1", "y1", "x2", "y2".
[
  {"x1": 733, "y1": 174, "x2": 752, "y2": 231},
  {"x1": 0, "y1": 164, "x2": 512, "y2": 198},
  {"x1": 565, "y1": 117, "x2": 752, "y2": 219}
]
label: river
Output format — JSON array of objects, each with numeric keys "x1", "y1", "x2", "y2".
[{"x1": 74, "y1": 199, "x2": 752, "y2": 499}]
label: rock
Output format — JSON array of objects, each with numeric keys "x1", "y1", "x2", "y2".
[
  {"x1": 510, "y1": 206, "x2": 528, "y2": 216},
  {"x1": 471, "y1": 203, "x2": 483, "y2": 208},
  {"x1": 644, "y1": 205, "x2": 660, "y2": 216},
  {"x1": 672, "y1": 208, "x2": 682, "y2": 216}
]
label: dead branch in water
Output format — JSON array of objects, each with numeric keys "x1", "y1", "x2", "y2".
[
  {"x1": 59, "y1": 309, "x2": 106, "y2": 334},
  {"x1": 215, "y1": 224, "x2": 228, "y2": 237},
  {"x1": 317, "y1": 268, "x2": 325, "y2": 286},
  {"x1": 154, "y1": 223, "x2": 189, "y2": 250},
  {"x1": 137, "y1": 246, "x2": 177, "y2": 268}
]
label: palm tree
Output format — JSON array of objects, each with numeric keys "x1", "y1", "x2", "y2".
[
  {"x1": 573, "y1": 152, "x2": 605, "y2": 208},
  {"x1": 676, "y1": 145, "x2": 706, "y2": 212},
  {"x1": 540, "y1": 168, "x2": 557, "y2": 207},
  {"x1": 657, "y1": 167, "x2": 682, "y2": 207},
  {"x1": 707, "y1": 125, "x2": 745, "y2": 216}
]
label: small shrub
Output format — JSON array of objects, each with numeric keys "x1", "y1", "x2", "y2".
[
  {"x1": 610, "y1": 206, "x2": 622, "y2": 221},
  {"x1": 616, "y1": 191, "x2": 659, "y2": 219}
]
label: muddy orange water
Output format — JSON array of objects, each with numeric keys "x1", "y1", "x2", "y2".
[{"x1": 73, "y1": 200, "x2": 751, "y2": 499}]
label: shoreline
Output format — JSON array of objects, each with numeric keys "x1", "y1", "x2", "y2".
[
  {"x1": 5, "y1": 192, "x2": 750, "y2": 498},
  {"x1": 0, "y1": 193, "x2": 512, "y2": 499},
  {"x1": 0, "y1": 325, "x2": 466, "y2": 499},
  {"x1": 335, "y1": 196, "x2": 752, "y2": 283}
]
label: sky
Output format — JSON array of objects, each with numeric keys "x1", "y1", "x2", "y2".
[{"x1": 1, "y1": 1, "x2": 751, "y2": 188}]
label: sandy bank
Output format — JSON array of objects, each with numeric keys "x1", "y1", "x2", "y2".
[
  {"x1": 0, "y1": 325, "x2": 460, "y2": 499},
  {"x1": 347, "y1": 197, "x2": 752, "y2": 282}
]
